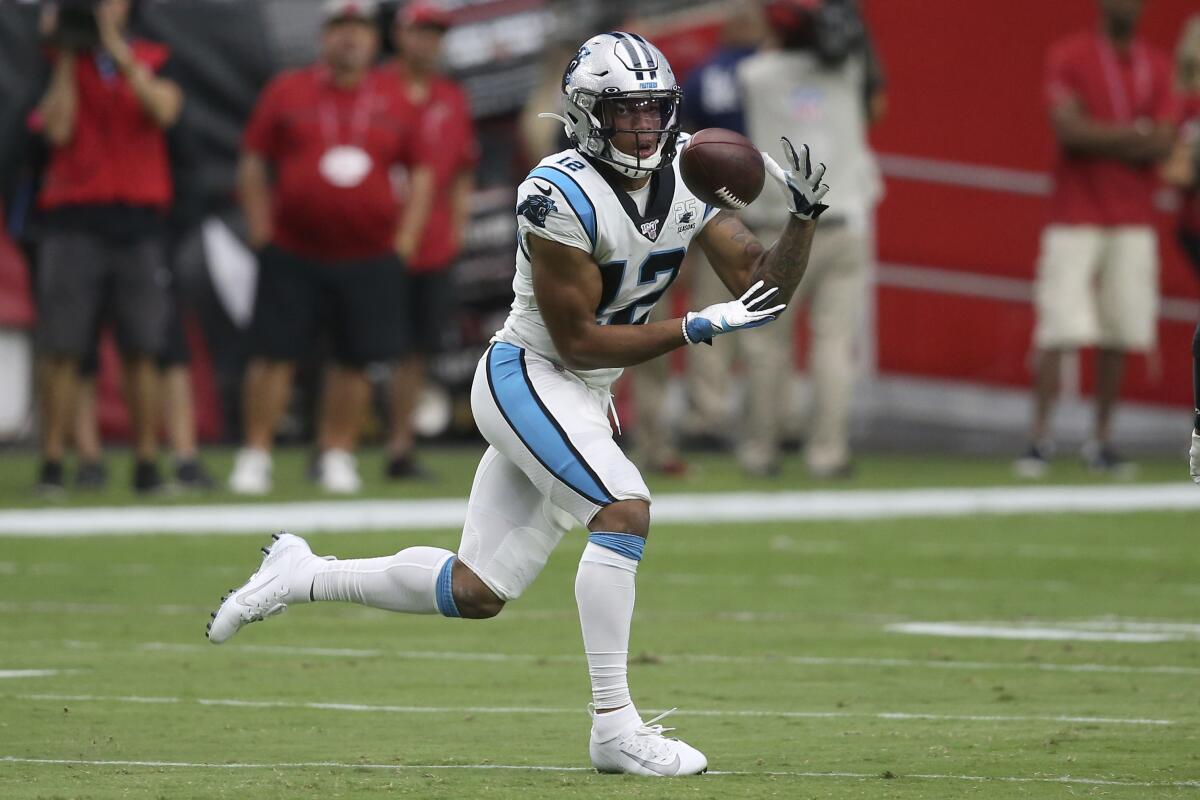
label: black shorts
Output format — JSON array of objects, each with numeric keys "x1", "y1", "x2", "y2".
[
  {"x1": 78, "y1": 289, "x2": 190, "y2": 378},
  {"x1": 36, "y1": 230, "x2": 170, "y2": 359},
  {"x1": 402, "y1": 267, "x2": 456, "y2": 356},
  {"x1": 249, "y1": 244, "x2": 407, "y2": 367}
]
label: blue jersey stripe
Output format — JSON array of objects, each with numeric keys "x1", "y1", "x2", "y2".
[
  {"x1": 486, "y1": 343, "x2": 615, "y2": 507},
  {"x1": 528, "y1": 166, "x2": 597, "y2": 246}
]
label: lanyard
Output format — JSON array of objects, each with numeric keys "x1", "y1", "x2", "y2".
[
  {"x1": 318, "y1": 71, "x2": 378, "y2": 149},
  {"x1": 1095, "y1": 34, "x2": 1150, "y2": 123}
]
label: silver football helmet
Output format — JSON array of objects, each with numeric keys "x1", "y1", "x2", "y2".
[{"x1": 546, "y1": 31, "x2": 682, "y2": 179}]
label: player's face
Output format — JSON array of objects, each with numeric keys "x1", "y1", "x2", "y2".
[
  {"x1": 604, "y1": 97, "x2": 672, "y2": 160},
  {"x1": 322, "y1": 19, "x2": 380, "y2": 75}
]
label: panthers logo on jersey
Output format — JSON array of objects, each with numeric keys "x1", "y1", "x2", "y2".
[{"x1": 518, "y1": 194, "x2": 558, "y2": 229}]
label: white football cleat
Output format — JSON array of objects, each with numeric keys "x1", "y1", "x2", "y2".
[
  {"x1": 229, "y1": 448, "x2": 272, "y2": 495},
  {"x1": 206, "y1": 532, "x2": 321, "y2": 644},
  {"x1": 318, "y1": 449, "x2": 362, "y2": 494},
  {"x1": 590, "y1": 707, "x2": 707, "y2": 776}
]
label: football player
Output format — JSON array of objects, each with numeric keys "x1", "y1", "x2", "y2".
[{"x1": 207, "y1": 31, "x2": 829, "y2": 776}]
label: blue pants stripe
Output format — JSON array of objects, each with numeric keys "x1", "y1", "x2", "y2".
[{"x1": 485, "y1": 343, "x2": 615, "y2": 507}]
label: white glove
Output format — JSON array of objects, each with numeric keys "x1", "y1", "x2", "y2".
[
  {"x1": 761, "y1": 137, "x2": 830, "y2": 220},
  {"x1": 683, "y1": 280, "x2": 785, "y2": 345},
  {"x1": 1190, "y1": 431, "x2": 1200, "y2": 485}
]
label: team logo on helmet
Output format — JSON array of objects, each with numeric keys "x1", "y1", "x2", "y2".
[
  {"x1": 562, "y1": 45, "x2": 590, "y2": 93},
  {"x1": 518, "y1": 194, "x2": 557, "y2": 228}
]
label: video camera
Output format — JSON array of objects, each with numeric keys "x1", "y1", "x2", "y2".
[{"x1": 45, "y1": 0, "x2": 101, "y2": 51}]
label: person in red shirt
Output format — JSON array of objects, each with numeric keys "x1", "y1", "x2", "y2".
[
  {"x1": 1015, "y1": 0, "x2": 1176, "y2": 478},
  {"x1": 228, "y1": 0, "x2": 432, "y2": 495},
  {"x1": 384, "y1": 1, "x2": 479, "y2": 479},
  {"x1": 32, "y1": 0, "x2": 183, "y2": 496},
  {"x1": 1164, "y1": 16, "x2": 1200, "y2": 280},
  {"x1": 1160, "y1": 15, "x2": 1200, "y2": 483}
]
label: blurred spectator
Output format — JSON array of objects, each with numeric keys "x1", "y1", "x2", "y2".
[
  {"x1": 1163, "y1": 16, "x2": 1200, "y2": 280},
  {"x1": 733, "y1": 0, "x2": 884, "y2": 478},
  {"x1": 1015, "y1": 0, "x2": 1176, "y2": 478},
  {"x1": 518, "y1": 34, "x2": 576, "y2": 167},
  {"x1": 1163, "y1": 16, "x2": 1200, "y2": 485},
  {"x1": 624, "y1": 0, "x2": 766, "y2": 475},
  {"x1": 71, "y1": 307, "x2": 215, "y2": 492},
  {"x1": 228, "y1": 0, "x2": 432, "y2": 495},
  {"x1": 31, "y1": 0, "x2": 183, "y2": 496},
  {"x1": 384, "y1": 1, "x2": 478, "y2": 479}
]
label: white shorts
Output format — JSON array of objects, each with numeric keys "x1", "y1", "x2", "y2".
[
  {"x1": 1033, "y1": 225, "x2": 1159, "y2": 351},
  {"x1": 457, "y1": 342, "x2": 650, "y2": 601}
]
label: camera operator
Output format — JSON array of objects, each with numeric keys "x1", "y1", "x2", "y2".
[
  {"x1": 733, "y1": 0, "x2": 884, "y2": 478},
  {"x1": 32, "y1": 0, "x2": 182, "y2": 495}
]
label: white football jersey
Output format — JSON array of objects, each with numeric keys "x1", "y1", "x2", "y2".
[{"x1": 496, "y1": 136, "x2": 721, "y2": 389}]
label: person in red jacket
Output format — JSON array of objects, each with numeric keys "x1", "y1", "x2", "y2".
[
  {"x1": 384, "y1": 1, "x2": 478, "y2": 479},
  {"x1": 228, "y1": 0, "x2": 432, "y2": 495},
  {"x1": 1015, "y1": 0, "x2": 1176, "y2": 478},
  {"x1": 33, "y1": 0, "x2": 183, "y2": 496}
]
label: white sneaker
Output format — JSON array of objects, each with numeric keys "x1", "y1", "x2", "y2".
[
  {"x1": 318, "y1": 449, "x2": 362, "y2": 494},
  {"x1": 229, "y1": 448, "x2": 272, "y2": 495},
  {"x1": 206, "y1": 532, "x2": 321, "y2": 644},
  {"x1": 589, "y1": 707, "x2": 707, "y2": 776}
]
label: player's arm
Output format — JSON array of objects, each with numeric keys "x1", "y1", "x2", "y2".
[
  {"x1": 531, "y1": 235, "x2": 780, "y2": 368},
  {"x1": 531, "y1": 236, "x2": 696, "y2": 369},
  {"x1": 696, "y1": 211, "x2": 816, "y2": 304},
  {"x1": 695, "y1": 138, "x2": 826, "y2": 305}
]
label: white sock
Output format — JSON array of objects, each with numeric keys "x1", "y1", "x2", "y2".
[
  {"x1": 310, "y1": 546, "x2": 457, "y2": 615},
  {"x1": 591, "y1": 702, "x2": 642, "y2": 743},
  {"x1": 575, "y1": 533, "x2": 645, "y2": 714}
]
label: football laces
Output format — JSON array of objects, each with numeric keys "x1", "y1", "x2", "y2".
[{"x1": 714, "y1": 187, "x2": 748, "y2": 209}]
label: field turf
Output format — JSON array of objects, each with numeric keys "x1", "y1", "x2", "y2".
[{"x1": 0, "y1": 447, "x2": 1197, "y2": 797}]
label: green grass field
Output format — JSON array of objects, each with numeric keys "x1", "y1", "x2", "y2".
[{"x1": 1, "y1": 448, "x2": 1198, "y2": 798}]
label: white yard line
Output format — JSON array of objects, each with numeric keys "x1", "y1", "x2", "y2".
[
  {"x1": 889, "y1": 621, "x2": 1200, "y2": 643},
  {"x1": 15, "y1": 639, "x2": 1194, "y2": 676},
  {"x1": 12, "y1": 693, "x2": 1173, "y2": 726},
  {"x1": 0, "y1": 670, "x2": 77, "y2": 679},
  {"x1": 2, "y1": 756, "x2": 1196, "y2": 788},
  {"x1": 1, "y1": 483, "x2": 1199, "y2": 536}
]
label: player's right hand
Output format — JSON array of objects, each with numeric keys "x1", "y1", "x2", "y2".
[
  {"x1": 683, "y1": 281, "x2": 785, "y2": 345},
  {"x1": 1190, "y1": 431, "x2": 1199, "y2": 485}
]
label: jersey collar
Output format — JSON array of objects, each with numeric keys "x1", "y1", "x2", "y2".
[{"x1": 589, "y1": 157, "x2": 676, "y2": 243}]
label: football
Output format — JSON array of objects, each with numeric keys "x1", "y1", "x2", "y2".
[{"x1": 679, "y1": 128, "x2": 766, "y2": 211}]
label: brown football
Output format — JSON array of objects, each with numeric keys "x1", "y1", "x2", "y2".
[{"x1": 679, "y1": 128, "x2": 766, "y2": 211}]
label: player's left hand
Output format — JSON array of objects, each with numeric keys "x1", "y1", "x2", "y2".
[
  {"x1": 683, "y1": 280, "x2": 785, "y2": 345},
  {"x1": 761, "y1": 137, "x2": 830, "y2": 221},
  {"x1": 1190, "y1": 431, "x2": 1200, "y2": 485}
]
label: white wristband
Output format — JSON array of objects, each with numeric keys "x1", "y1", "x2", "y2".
[{"x1": 681, "y1": 316, "x2": 695, "y2": 346}]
